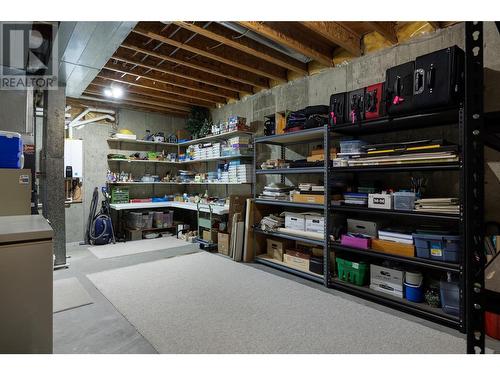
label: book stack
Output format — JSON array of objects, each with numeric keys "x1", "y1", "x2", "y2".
[
  {"x1": 259, "y1": 183, "x2": 294, "y2": 201},
  {"x1": 378, "y1": 228, "x2": 413, "y2": 244},
  {"x1": 228, "y1": 160, "x2": 254, "y2": 183},
  {"x1": 414, "y1": 198, "x2": 460, "y2": 214},
  {"x1": 260, "y1": 214, "x2": 285, "y2": 231},
  {"x1": 343, "y1": 192, "x2": 368, "y2": 206}
]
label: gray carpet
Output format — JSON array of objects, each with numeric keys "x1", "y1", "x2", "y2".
[
  {"x1": 53, "y1": 277, "x2": 94, "y2": 313},
  {"x1": 88, "y1": 236, "x2": 199, "y2": 259},
  {"x1": 87, "y1": 252, "x2": 467, "y2": 354}
]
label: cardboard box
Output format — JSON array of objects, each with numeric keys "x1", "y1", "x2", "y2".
[
  {"x1": 305, "y1": 214, "x2": 324, "y2": 233},
  {"x1": 126, "y1": 228, "x2": 142, "y2": 241},
  {"x1": 203, "y1": 229, "x2": 218, "y2": 243},
  {"x1": 371, "y1": 239, "x2": 415, "y2": 257},
  {"x1": 284, "y1": 253, "x2": 310, "y2": 272},
  {"x1": 368, "y1": 193, "x2": 393, "y2": 210},
  {"x1": 370, "y1": 264, "x2": 404, "y2": 298},
  {"x1": 291, "y1": 193, "x2": 324, "y2": 205},
  {"x1": 285, "y1": 249, "x2": 311, "y2": 260},
  {"x1": 284, "y1": 212, "x2": 307, "y2": 230},
  {"x1": 267, "y1": 238, "x2": 292, "y2": 261},
  {"x1": 218, "y1": 232, "x2": 230, "y2": 256}
]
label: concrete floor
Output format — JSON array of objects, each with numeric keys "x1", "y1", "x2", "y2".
[{"x1": 53, "y1": 241, "x2": 500, "y2": 354}]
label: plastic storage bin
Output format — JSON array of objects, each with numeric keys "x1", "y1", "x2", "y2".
[
  {"x1": 413, "y1": 232, "x2": 461, "y2": 263},
  {"x1": 127, "y1": 212, "x2": 143, "y2": 229},
  {"x1": 339, "y1": 140, "x2": 367, "y2": 155},
  {"x1": 440, "y1": 274, "x2": 460, "y2": 316},
  {"x1": 0, "y1": 131, "x2": 24, "y2": 168},
  {"x1": 336, "y1": 257, "x2": 369, "y2": 286},
  {"x1": 393, "y1": 191, "x2": 416, "y2": 211},
  {"x1": 111, "y1": 187, "x2": 129, "y2": 204},
  {"x1": 404, "y1": 282, "x2": 424, "y2": 302}
]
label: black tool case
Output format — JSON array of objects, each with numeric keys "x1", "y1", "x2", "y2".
[
  {"x1": 386, "y1": 61, "x2": 415, "y2": 115},
  {"x1": 346, "y1": 88, "x2": 365, "y2": 123},
  {"x1": 329, "y1": 92, "x2": 347, "y2": 126},
  {"x1": 413, "y1": 45, "x2": 465, "y2": 110}
]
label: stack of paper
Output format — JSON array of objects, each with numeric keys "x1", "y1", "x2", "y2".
[
  {"x1": 378, "y1": 229, "x2": 414, "y2": 244},
  {"x1": 259, "y1": 183, "x2": 294, "y2": 201},
  {"x1": 343, "y1": 192, "x2": 368, "y2": 206}
]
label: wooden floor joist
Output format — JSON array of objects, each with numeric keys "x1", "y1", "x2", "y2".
[
  {"x1": 97, "y1": 70, "x2": 224, "y2": 105},
  {"x1": 112, "y1": 49, "x2": 254, "y2": 95},
  {"x1": 173, "y1": 21, "x2": 308, "y2": 75},
  {"x1": 121, "y1": 41, "x2": 268, "y2": 89},
  {"x1": 366, "y1": 22, "x2": 398, "y2": 44},
  {"x1": 90, "y1": 79, "x2": 214, "y2": 108},
  {"x1": 300, "y1": 21, "x2": 361, "y2": 57},
  {"x1": 132, "y1": 26, "x2": 288, "y2": 83},
  {"x1": 238, "y1": 21, "x2": 334, "y2": 67},
  {"x1": 103, "y1": 62, "x2": 238, "y2": 100}
]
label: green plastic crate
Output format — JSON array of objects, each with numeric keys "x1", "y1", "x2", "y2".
[
  {"x1": 336, "y1": 257, "x2": 369, "y2": 286},
  {"x1": 111, "y1": 187, "x2": 129, "y2": 204}
]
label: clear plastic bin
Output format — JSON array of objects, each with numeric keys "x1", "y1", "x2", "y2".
[
  {"x1": 339, "y1": 140, "x2": 367, "y2": 154},
  {"x1": 393, "y1": 191, "x2": 416, "y2": 211},
  {"x1": 440, "y1": 275, "x2": 460, "y2": 316}
]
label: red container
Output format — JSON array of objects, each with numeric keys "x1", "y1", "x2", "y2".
[
  {"x1": 485, "y1": 311, "x2": 500, "y2": 340},
  {"x1": 364, "y1": 82, "x2": 387, "y2": 120},
  {"x1": 341, "y1": 234, "x2": 371, "y2": 249}
]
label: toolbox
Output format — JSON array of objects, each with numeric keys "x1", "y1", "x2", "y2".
[
  {"x1": 346, "y1": 88, "x2": 365, "y2": 123},
  {"x1": 386, "y1": 61, "x2": 416, "y2": 115},
  {"x1": 413, "y1": 46, "x2": 465, "y2": 110},
  {"x1": 336, "y1": 257, "x2": 369, "y2": 286},
  {"x1": 329, "y1": 92, "x2": 347, "y2": 126},
  {"x1": 364, "y1": 82, "x2": 387, "y2": 120}
]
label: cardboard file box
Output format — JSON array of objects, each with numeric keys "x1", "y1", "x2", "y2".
[
  {"x1": 371, "y1": 239, "x2": 415, "y2": 257},
  {"x1": 284, "y1": 212, "x2": 306, "y2": 231},
  {"x1": 305, "y1": 214, "x2": 324, "y2": 233},
  {"x1": 218, "y1": 232, "x2": 230, "y2": 256},
  {"x1": 203, "y1": 230, "x2": 218, "y2": 243},
  {"x1": 284, "y1": 253, "x2": 310, "y2": 272},
  {"x1": 266, "y1": 238, "x2": 292, "y2": 261},
  {"x1": 291, "y1": 193, "x2": 324, "y2": 205},
  {"x1": 370, "y1": 264, "x2": 404, "y2": 298},
  {"x1": 368, "y1": 193, "x2": 393, "y2": 210}
]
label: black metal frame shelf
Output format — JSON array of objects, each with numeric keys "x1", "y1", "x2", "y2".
[
  {"x1": 254, "y1": 227, "x2": 324, "y2": 246},
  {"x1": 254, "y1": 198, "x2": 324, "y2": 210},
  {"x1": 254, "y1": 127, "x2": 325, "y2": 145},
  {"x1": 255, "y1": 256, "x2": 324, "y2": 283},
  {"x1": 256, "y1": 167, "x2": 324, "y2": 174},
  {"x1": 331, "y1": 162, "x2": 461, "y2": 173},
  {"x1": 331, "y1": 243, "x2": 461, "y2": 273},
  {"x1": 331, "y1": 278, "x2": 461, "y2": 329},
  {"x1": 331, "y1": 205, "x2": 461, "y2": 221},
  {"x1": 331, "y1": 107, "x2": 459, "y2": 135}
]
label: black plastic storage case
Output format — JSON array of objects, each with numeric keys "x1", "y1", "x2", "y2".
[
  {"x1": 346, "y1": 88, "x2": 365, "y2": 123},
  {"x1": 329, "y1": 92, "x2": 347, "y2": 126},
  {"x1": 386, "y1": 61, "x2": 415, "y2": 115},
  {"x1": 413, "y1": 45, "x2": 465, "y2": 110}
]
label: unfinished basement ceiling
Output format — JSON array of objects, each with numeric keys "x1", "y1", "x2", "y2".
[{"x1": 79, "y1": 21, "x2": 458, "y2": 116}]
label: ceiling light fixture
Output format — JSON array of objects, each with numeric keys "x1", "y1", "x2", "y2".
[{"x1": 104, "y1": 86, "x2": 124, "y2": 99}]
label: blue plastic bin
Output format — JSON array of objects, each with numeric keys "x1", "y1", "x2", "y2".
[
  {"x1": 404, "y1": 282, "x2": 424, "y2": 303},
  {"x1": 0, "y1": 131, "x2": 23, "y2": 168},
  {"x1": 412, "y1": 232, "x2": 461, "y2": 263}
]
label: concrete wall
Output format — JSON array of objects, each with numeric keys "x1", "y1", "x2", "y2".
[
  {"x1": 211, "y1": 22, "x2": 500, "y2": 220},
  {"x1": 65, "y1": 108, "x2": 187, "y2": 243}
]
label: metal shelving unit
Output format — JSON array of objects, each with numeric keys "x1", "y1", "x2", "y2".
[{"x1": 253, "y1": 125, "x2": 330, "y2": 286}]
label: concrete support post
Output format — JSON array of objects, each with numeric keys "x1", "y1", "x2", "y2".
[{"x1": 41, "y1": 85, "x2": 66, "y2": 266}]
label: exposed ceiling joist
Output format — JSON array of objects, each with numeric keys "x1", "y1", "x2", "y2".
[
  {"x1": 112, "y1": 49, "x2": 253, "y2": 95},
  {"x1": 132, "y1": 26, "x2": 288, "y2": 83},
  {"x1": 173, "y1": 21, "x2": 308, "y2": 75},
  {"x1": 103, "y1": 62, "x2": 238, "y2": 100},
  {"x1": 428, "y1": 22, "x2": 442, "y2": 30},
  {"x1": 97, "y1": 71, "x2": 221, "y2": 105},
  {"x1": 121, "y1": 42, "x2": 268, "y2": 89},
  {"x1": 366, "y1": 22, "x2": 398, "y2": 44},
  {"x1": 70, "y1": 96, "x2": 188, "y2": 117},
  {"x1": 91, "y1": 78, "x2": 214, "y2": 108},
  {"x1": 300, "y1": 21, "x2": 361, "y2": 57},
  {"x1": 238, "y1": 21, "x2": 334, "y2": 66},
  {"x1": 84, "y1": 88, "x2": 191, "y2": 112}
]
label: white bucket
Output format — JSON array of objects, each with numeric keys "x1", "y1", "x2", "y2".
[{"x1": 405, "y1": 271, "x2": 423, "y2": 286}]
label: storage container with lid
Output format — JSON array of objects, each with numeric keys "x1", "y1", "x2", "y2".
[
  {"x1": 440, "y1": 272, "x2": 460, "y2": 316},
  {"x1": 393, "y1": 191, "x2": 416, "y2": 211},
  {"x1": 413, "y1": 232, "x2": 461, "y2": 263},
  {"x1": 339, "y1": 140, "x2": 367, "y2": 155},
  {"x1": 0, "y1": 131, "x2": 24, "y2": 169}
]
